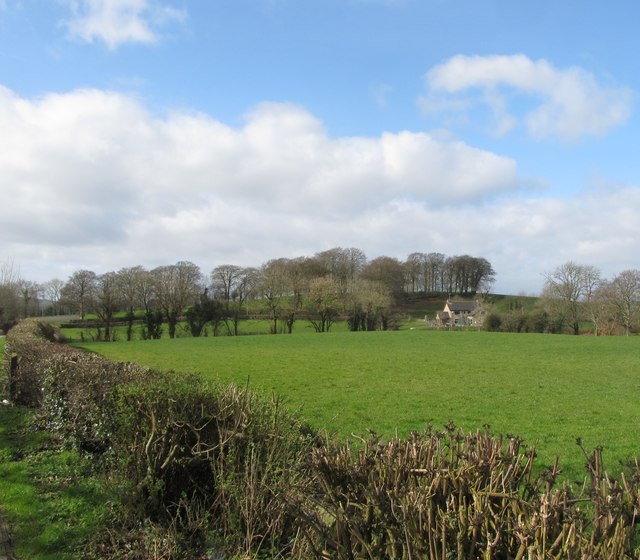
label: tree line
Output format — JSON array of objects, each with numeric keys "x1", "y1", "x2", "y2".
[
  {"x1": 0, "y1": 250, "x2": 496, "y2": 336},
  {"x1": 486, "y1": 261, "x2": 640, "y2": 336}
]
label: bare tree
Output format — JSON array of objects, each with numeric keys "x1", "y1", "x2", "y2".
[
  {"x1": 18, "y1": 279, "x2": 41, "y2": 317},
  {"x1": 282, "y1": 257, "x2": 308, "y2": 334},
  {"x1": 95, "y1": 272, "x2": 122, "y2": 340},
  {"x1": 361, "y1": 256, "x2": 405, "y2": 298},
  {"x1": 607, "y1": 269, "x2": 640, "y2": 335},
  {"x1": 211, "y1": 264, "x2": 243, "y2": 335},
  {"x1": 306, "y1": 276, "x2": 340, "y2": 332},
  {"x1": 471, "y1": 257, "x2": 496, "y2": 295},
  {"x1": 42, "y1": 278, "x2": 65, "y2": 315},
  {"x1": 210, "y1": 264, "x2": 260, "y2": 335},
  {"x1": 442, "y1": 256, "x2": 456, "y2": 294},
  {"x1": 589, "y1": 281, "x2": 618, "y2": 336},
  {"x1": 61, "y1": 269, "x2": 97, "y2": 320},
  {"x1": 404, "y1": 252, "x2": 426, "y2": 293},
  {"x1": 116, "y1": 266, "x2": 148, "y2": 340},
  {"x1": 211, "y1": 264, "x2": 244, "y2": 302},
  {"x1": 581, "y1": 264, "x2": 604, "y2": 335},
  {"x1": 0, "y1": 258, "x2": 21, "y2": 329},
  {"x1": 312, "y1": 247, "x2": 367, "y2": 298},
  {"x1": 152, "y1": 261, "x2": 203, "y2": 338},
  {"x1": 229, "y1": 267, "x2": 257, "y2": 335},
  {"x1": 424, "y1": 252, "x2": 446, "y2": 292},
  {"x1": 138, "y1": 268, "x2": 162, "y2": 339},
  {"x1": 347, "y1": 279, "x2": 393, "y2": 331},
  {"x1": 258, "y1": 259, "x2": 290, "y2": 334},
  {"x1": 443, "y1": 255, "x2": 495, "y2": 295},
  {"x1": 543, "y1": 262, "x2": 601, "y2": 335}
]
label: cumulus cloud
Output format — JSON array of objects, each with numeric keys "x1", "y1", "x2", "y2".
[
  {"x1": 420, "y1": 54, "x2": 633, "y2": 141},
  {"x1": 62, "y1": 0, "x2": 186, "y2": 49},
  {"x1": 0, "y1": 85, "x2": 523, "y2": 281},
  {"x1": 3, "y1": 84, "x2": 639, "y2": 294},
  {"x1": 0, "y1": 86, "x2": 518, "y2": 219}
]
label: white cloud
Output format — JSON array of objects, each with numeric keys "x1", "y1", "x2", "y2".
[
  {"x1": 0, "y1": 86, "x2": 522, "y2": 280},
  {"x1": 0, "y1": 88, "x2": 518, "y2": 218},
  {"x1": 62, "y1": 0, "x2": 185, "y2": 49},
  {"x1": 2, "y1": 85, "x2": 640, "y2": 295},
  {"x1": 420, "y1": 54, "x2": 633, "y2": 141}
]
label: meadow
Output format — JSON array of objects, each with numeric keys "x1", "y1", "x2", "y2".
[{"x1": 77, "y1": 329, "x2": 640, "y2": 482}]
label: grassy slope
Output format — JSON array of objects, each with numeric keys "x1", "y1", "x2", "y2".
[{"x1": 77, "y1": 330, "x2": 640, "y2": 482}]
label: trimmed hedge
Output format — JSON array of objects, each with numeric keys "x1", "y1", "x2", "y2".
[
  {"x1": 300, "y1": 430, "x2": 640, "y2": 559},
  {"x1": 3, "y1": 320, "x2": 315, "y2": 558},
  {"x1": 4, "y1": 319, "x2": 640, "y2": 559},
  {"x1": 2, "y1": 320, "x2": 74, "y2": 406}
]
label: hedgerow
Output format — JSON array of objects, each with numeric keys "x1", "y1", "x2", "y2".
[
  {"x1": 299, "y1": 429, "x2": 640, "y2": 559},
  {"x1": 3, "y1": 320, "x2": 316, "y2": 558},
  {"x1": 4, "y1": 319, "x2": 640, "y2": 559},
  {"x1": 109, "y1": 374, "x2": 315, "y2": 556}
]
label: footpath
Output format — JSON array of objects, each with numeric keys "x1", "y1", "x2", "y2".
[{"x1": 0, "y1": 514, "x2": 13, "y2": 560}]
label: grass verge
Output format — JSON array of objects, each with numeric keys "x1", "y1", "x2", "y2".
[{"x1": 0, "y1": 405, "x2": 110, "y2": 560}]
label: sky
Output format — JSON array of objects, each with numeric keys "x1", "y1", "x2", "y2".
[{"x1": 0, "y1": 0, "x2": 639, "y2": 295}]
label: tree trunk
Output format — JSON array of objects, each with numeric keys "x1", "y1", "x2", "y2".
[{"x1": 168, "y1": 311, "x2": 178, "y2": 339}]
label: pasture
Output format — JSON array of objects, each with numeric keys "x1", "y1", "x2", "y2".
[{"x1": 77, "y1": 330, "x2": 640, "y2": 482}]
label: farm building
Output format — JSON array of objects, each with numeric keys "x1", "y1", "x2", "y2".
[{"x1": 435, "y1": 300, "x2": 484, "y2": 327}]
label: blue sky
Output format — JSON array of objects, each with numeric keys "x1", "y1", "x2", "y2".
[{"x1": 1, "y1": 0, "x2": 639, "y2": 294}]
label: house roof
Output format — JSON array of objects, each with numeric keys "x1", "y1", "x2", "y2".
[{"x1": 446, "y1": 301, "x2": 477, "y2": 313}]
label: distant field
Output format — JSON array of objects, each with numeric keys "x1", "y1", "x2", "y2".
[
  {"x1": 77, "y1": 330, "x2": 640, "y2": 482},
  {"x1": 60, "y1": 318, "x2": 357, "y2": 341}
]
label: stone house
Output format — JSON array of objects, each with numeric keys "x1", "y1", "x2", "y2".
[{"x1": 435, "y1": 300, "x2": 484, "y2": 327}]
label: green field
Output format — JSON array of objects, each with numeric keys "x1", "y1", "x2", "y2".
[
  {"x1": 60, "y1": 318, "x2": 354, "y2": 342},
  {"x1": 77, "y1": 330, "x2": 640, "y2": 482}
]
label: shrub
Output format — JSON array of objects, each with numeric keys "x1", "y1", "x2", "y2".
[
  {"x1": 526, "y1": 309, "x2": 550, "y2": 333},
  {"x1": 485, "y1": 312, "x2": 502, "y2": 331},
  {"x1": 38, "y1": 353, "x2": 153, "y2": 453},
  {"x1": 295, "y1": 428, "x2": 640, "y2": 559},
  {"x1": 500, "y1": 309, "x2": 528, "y2": 333},
  {"x1": 111, "y1": 376, "x2": 316, "y2": 556}
]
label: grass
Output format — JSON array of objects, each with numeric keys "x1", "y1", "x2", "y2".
[
  {"x1": 0, "y1": 405, "x2": 111, "y2": 560},
  {"x1": 60, "y1": 318, "x2": 356, "y2": 342},
  {"x1": 76, "y1": 329, "x2": 640, "y2": 483},
  {"x1": 57, "y1": 293, "x2": 454, "y2": 341}
]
